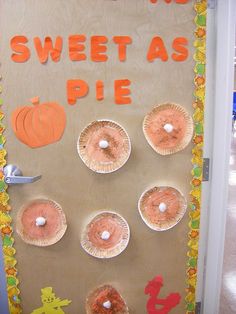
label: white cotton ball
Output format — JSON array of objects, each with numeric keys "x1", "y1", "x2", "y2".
[
  {"x1": 101, "y1": 230, "x2": 111, "y2": 240},
  {"x1": 163, "y1": 123, "x2": 174, "y2": 133},
  {"x1": 159, "y1": 202, "x2": 167, "y2": 213},
  {"x1": 35, "y1": 216, "x2": 46, "y2": 227},
  {"x1": 99, "y1": 140, "x2": 109, "y2": 149},
  {"x1": 103, "y1": 300, "x2": 112, "y2": 309}
]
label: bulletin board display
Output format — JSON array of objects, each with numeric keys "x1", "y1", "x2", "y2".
[{"x1": 0, "y1": 1, "x2": 206, "y2": 313}]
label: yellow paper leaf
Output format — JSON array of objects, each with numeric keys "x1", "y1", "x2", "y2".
[{"x1": 0, "y1": 211, "x2": 12, "y2": 224}]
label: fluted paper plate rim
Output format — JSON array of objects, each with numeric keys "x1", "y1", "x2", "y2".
[
  {"x1": 85, "y1": 284, "x2": 129, "y2": 314},
  {"x1": 81, "y1": 211, "x2": 130, "y2": 259},
  {"x1": 143, "y1": 103, "x2": 193, "y2": 155},
  {"x1": 16, "y1": 198, "x2": 67, "y2": 247},
  {"x1": 138, "y1": 186, "x2": 187, "y2": 231},
  {"x1": 78, "y1": 120, "x2": 131, "y2": 173}
]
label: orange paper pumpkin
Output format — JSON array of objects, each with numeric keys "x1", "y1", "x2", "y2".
[{"x1": 11, "y1": 96, "x2": 66, "y2": 148}]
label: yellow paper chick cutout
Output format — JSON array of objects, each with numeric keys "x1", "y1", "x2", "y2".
[{"x1": 31, "y1": 287, "x2": 71, "y2": 314}]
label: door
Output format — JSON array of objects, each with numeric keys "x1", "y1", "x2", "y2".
[
  {"x1": 0, "y1": 1, "x2": 206, "y2": 313},
  {"x1": 202, "y1": 1, "x2": 236, "y2": 313}
]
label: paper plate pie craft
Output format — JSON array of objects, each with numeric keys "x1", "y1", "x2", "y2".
[
  {"x1": 11, "y1": 96, "x2": 66, "y2": 148},
  {"x1": 86, "y1": 284, "x2": 129, "y2": 314},
  {"x1": 138, "y1": 186, "x2": 187, "y2": 231},
  {"x1": 16, "y1": 199, "x2": 67, "y2": 246},
  {"x1": 78, "y1": 120, "x2": 131, "y2": 173},
  {"x1": 81, "y1": 211, "x2": 130, "y2": 258},
  {"x1": 143, "y1": 103, "x2": 193, "y2": 155}
]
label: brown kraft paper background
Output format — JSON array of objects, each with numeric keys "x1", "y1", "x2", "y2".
[{"x1": 0, "y1": 0, "x2": 195, "y2": 313}]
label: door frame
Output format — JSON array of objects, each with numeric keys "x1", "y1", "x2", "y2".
[{"x1": 200, "y1": 0, "x2": 236, "y2": 313}]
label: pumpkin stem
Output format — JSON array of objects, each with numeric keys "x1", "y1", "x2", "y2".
[{"x1": 30, "y1": 96, "x2": 40, "y2": 105}]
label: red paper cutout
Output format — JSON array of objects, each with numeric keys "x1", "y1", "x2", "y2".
[
  {"x1": 69, "y1": 35, "x2": 87, "y2": 61},
  {"x1": 67, "y1": 79, "x2": 89, "y2": 105},
  {"x1": 11, "y1": 97, "x2": 66, "y2": 148},
  {"x1": 10, "y1": 36, "x2": 30, "y2": 63},
  {"x1": 114, "y1": 79, "x2": 131, "y2": 105},
  {"x1": 147, "y1": 37, "x2": 168, "y2": 62},
  {"x1": 91, "y1": 36, "x2": 108, "y2": 62},
  {"x1": 172, "y1": 37, "x2": 189, "y2": 61},
  {"x1": 34, "y1": 36, "x2": 63, "y2": 63},
  {"x1": 113, "y1": 36, "x2": 132, "y2": 62},
  {"x1": 145, "y1": 276, "x2": 181, "y2": 314}
]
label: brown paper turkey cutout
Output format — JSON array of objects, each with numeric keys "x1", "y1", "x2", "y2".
[{"x1": 11, "y1": 96, "x2": 66, "y2": 148}]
